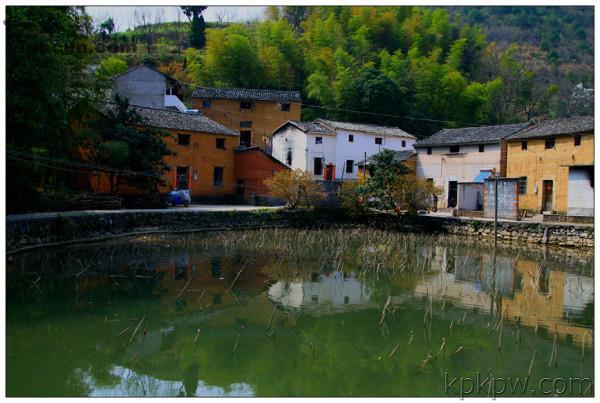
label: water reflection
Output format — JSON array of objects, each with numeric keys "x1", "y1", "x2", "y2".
[
  {"x1": 268, "y1": 271, "x2": 373, "y2": 312},
  {"x1": 6, "y1": 231, "x2": 594, "y2": 397},
  {"x1": 76, "y1": 366, "x2": 254, "y2": 397}
]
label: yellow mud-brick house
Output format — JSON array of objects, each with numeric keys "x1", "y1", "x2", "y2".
[{"x1": 505, "y1": 116, "x2": 594, "y2": 217}]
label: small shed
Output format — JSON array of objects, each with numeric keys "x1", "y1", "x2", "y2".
[{"x1": 483, "y1": 178, "x2": 519, "y2": 220}]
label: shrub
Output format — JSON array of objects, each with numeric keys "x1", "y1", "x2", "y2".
[{"x1": 264, "y1": 169, "x2": 324, "y2": 209}]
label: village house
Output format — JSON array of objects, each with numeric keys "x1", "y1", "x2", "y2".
[
  {"x1": 271, "y1": 119, "x2": 416, "y2": 180},
  {"x1": 90, "y1": 104, "x2": 241, "y2": 201},
  {"x1": 191, "y1": 87, "x2": 302, "y2": 151},
  {"x1": 505, "y1": 116, "x2": 594, "y2": 217},
  {"x1": 234, "y1": 146, "x2": 290, "y2": 204},
  {"x1": 414, "y1": 123, "x2": 529, "y2": 210},
  {"x1": 112, "y1": 64, "x2": 189, "y2": 112}
]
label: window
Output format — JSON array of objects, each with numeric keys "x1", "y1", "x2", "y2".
[
  {"x1": 240, "y1": 131, "x2": 252, "y2": 148},
  {"x1": 314, "y1": 157, "x2": 323, "y2": 176},
  {"x1": 427, "y1": 147, "x2": 432, "y2": 155},
  {"x1": 478, "y1": 144, "x2": 485, "y2": 152},
  {"x1": 213, "y1": 167, "x2": 224, "y2": 186},
  {"x1": 348, "y1": 134, "x2": 354, "y2": 143},
  {"x1": 315, "y1": 137, "x2": 323, "y2": 144},
  {"x1": 240, "y1": 101, "x2": 252, "y2": 109},
  {"x1": 426, "y1": 178, "x2": 434, "y2": 186},
  {"x1": 286, "y1": 150, "x2": 292, "y2": 166},
  {"x1": 346, "y1": 160, "x2": 354, "y2": 174},
  {"x1": 202, "y1": 100, "x2": 211, "y2": 108},
  {"x1": 545, "y1": 139, "x2": 555, "y2": 149},
  {"x1": 518, "y1": 176, "x2": 527, "y2": 195},
  {"x1": 574, "y1": 135, "x2": 582, "y2": 146},
  {"x1": 402, "y1": 140, "x2": 406, "y2": 147},
  {"x1": 375, "y1": 137, "x2": 383, "y2": 145},
  {"x1": 240, "y1": 121, "x2": 252, "y2": 128},
  {"x1": 177, "y1": 134, "x2": 191, "y2": 146},
  {"x1": 449, "y1": 145, "x2": 460, "y2": 153},
  {"x1": 281, "y1": 103, "x2": 291, "y2": 111},
  {"x1": 216, "y1": 138, "x2": 226, "y2": 149},
  {"x1": 521, "y1": 141, "x2": 528, "y2": 150}
]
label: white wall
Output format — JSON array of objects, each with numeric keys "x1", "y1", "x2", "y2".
[
  {"x1": 567, "y1": 167, "x2": 594, "y2": 216},
  {"x1": 415, "y1": 143, "x2": 501, "y2": 209},
  {"x1": 334, "y1": 129, "x2": 416, "y2": 180},
  {"x1": 306, "y1": 133, "x2": 337, "y2": 178},
  {"x1": 271, "y1": 126, "x2": 308, "y2": 172}
]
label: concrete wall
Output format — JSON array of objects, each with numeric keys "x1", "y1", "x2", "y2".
[
  {"x1": 415, "y1": 143, "x2": 501, "y2": 209},
  {"x1": 567, "y1": 167, "x2": 594, "y2": 217},
  {"x1": 192, "y1": 98, "x2": 301, "y2": 150},
  {"x1": 484, "y1": 178, "x2": 518, "y2": 220},
  {"x1": 506, "y1": 132, "x2": 594, "y2": 214},
  {"x1": 113, "y1": 66, "x2": 167, "y2": 109}
]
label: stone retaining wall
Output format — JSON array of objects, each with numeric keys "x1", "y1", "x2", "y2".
[{"x1": 6, "y1": 209, "x2": 593, "y2": 253}]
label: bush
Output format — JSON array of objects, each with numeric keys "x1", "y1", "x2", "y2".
[
  {"x1": 264, "y1": 169, "x2": 325, "y2": 209},
  {"x1": 340, "y1": 180, "x2": 366, "y2": 215}
]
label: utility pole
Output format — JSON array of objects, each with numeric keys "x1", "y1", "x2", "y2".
[
  {"x1": 363, "y1": 151, "x2": 367, "y2": 181},
  {"x1": 493, "y1": 168, "x2": 499, "y2": 250}
]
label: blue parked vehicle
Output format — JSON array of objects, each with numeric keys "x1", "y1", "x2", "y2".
[{"x1": 168, "y1": 189, "x2": 191, "y2": 207}]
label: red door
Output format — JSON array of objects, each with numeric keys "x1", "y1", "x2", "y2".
[{"x1": 324, "y1": 164, "x2": 336, "y2": 181}]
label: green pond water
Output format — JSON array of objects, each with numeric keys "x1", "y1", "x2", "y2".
[{"x1": 6, "y1": 229, "x2": 594, "y2": 397}]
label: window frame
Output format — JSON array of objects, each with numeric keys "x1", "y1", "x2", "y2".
[
  {"x1": 202, "y1": 100, "x2": 211, "y2": 108},
  {"x1": 574, "y1": 135, "x2": 582, "y2": 146},
  {"x1": 216, "y1": 138, "x2": 226, "y2": 149},
  {"x1": 427, "y1": 147, "x2": 432, "y2": 155},
  {"x1": 521, "y1": 141, "x2": 528, "y2": 150},
  {"x1": 401, "y1": 140, "x2": 406, "y2": 147},
  {"x1": 281, "y1": 103, "x2": 291, "y2": 112},
  {"x1": 240, "y1": 121, "x2": 252, "y2": 129},
  {"x1": 315, "y1": 137, "x2": 323, "y2": 144},
  {"x1": 449, "y1": 145, "x2": 460, "y2": 153},
  {"x1": 478, "y1": 144, "x2": 485, "y2": 153},
  {"x1": 240, "y1": 100, "x2": 252, "y2": 110},
  {"x1": 177, "y1": 133, "x2": 191, "y2": 146},
  {"x1": 518, "y1": 176, "x2": 527, "y2": 195},
  {"x1": 545, "y1": 139, "x2": 555, "y2": 149},
  {"x1": 375, "y1": 137, "x2": 383, "y2": 145},
  {"x1": 345, "y1": 160, "x2": 354, "y2": 174},
  {"x1": 348, "y1": 134, "x2": 354, "y2": 143}
]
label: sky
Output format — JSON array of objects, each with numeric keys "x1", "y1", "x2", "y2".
[{"x1": 85, "y1": 6, "x2": 266, "y2": 30}]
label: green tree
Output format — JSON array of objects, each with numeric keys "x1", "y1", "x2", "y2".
[
  {"x1": 359, "y1": 149, "x2": 409, "y2": 210},
  {"x1": 182, "y1": 6, "x2": 207, "y2": 48},
  {"x1": 85, "y1": 96, "x2": 173, "y2": 194},
  {"x1": 6, "y1": 6, "x2": 97, "y2": 213}
]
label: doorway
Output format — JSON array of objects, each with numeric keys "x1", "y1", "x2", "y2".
[
  {"x1": 448, "y1": 181, "x2": 458, "y2": 208},
  {"x1": 240, "y1": 130, "x2": 252, "y2": 148},
  {"x1": 324, "y1": 163, "x2": 336, "y2": 180},
  {"x1": 176, "y1": 166, "x2": 190, "y2": 190},
  {"x1": 542, "y1": 180, "x2": 553, "y2": 212}
]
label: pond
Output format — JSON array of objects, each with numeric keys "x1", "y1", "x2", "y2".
[{"x1": 6, "y1": 229, "x2": 594, "y2": 397}]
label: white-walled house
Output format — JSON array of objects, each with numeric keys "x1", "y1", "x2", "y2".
[
  {"x1": 414, "y1": 123, "x2": 529, "y2": 210},
  {"x1": 272, "y1": 119, "x2": 416, "y2": 180}
]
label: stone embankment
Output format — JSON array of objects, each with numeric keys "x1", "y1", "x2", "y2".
[{"x1": 6, "y1": 208, "x2": 593, "y2": 253}]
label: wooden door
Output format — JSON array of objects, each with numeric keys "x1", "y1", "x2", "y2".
[{"x1": 542, "y1": 180, "x2": 553, "y2": 212}]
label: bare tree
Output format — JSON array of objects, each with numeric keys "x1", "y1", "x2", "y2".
[
  {"x1": 213, "y1": 7, "x2": 233, "y2": 25},
  {"x1": 133, "y1": 7, "x2": 163, "y2": 55}
]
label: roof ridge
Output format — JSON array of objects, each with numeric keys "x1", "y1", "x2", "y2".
[{"x1": 194, "y1": 85, "x2": 301, "y2": 93}]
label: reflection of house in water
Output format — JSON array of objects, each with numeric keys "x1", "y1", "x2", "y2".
[
  {"x1": 268, "y1": 271, "x2": 373, "y2": 312},
  {"x1": 414, "y1": 249, "x2": 593, "y2": 346}
]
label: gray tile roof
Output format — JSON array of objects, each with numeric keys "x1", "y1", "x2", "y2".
[
  {"x1": 506, "y1": 116, "x2": 594, "y2": 140},
  {"x1": 102, "y1": 103, "x2": 239, "y2": 136},
  {"x1": 114, "y1": 64, "x2": 179, "y2": 84},
  {"x1": 192, "y1": 86, "x2": 302, "y2": 103},
  {"x1": 415, "y1": 123, "x2": 530, "y2": 147},
  {"x1": 273, "y1": 120, "x2": 335, "y2": 135},
  {"x1": 316, "y1": 118, "x2": 416, "y2": 139},
  {"x1": 357, "y1": 150, "x2": 415, "y2": 166}
]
